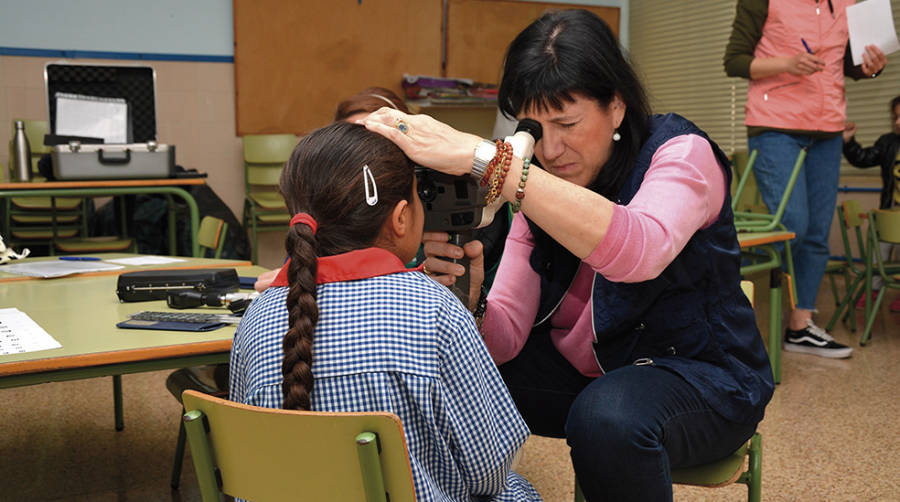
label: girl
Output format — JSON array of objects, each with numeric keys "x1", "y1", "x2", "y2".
[{"x1": 229, "y1": 122, "x2": 541, "y2": 502}]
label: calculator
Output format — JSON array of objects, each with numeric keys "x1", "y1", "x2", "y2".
[
  {"x1": 117, "y1": 311, "x2": 241, "y2": 332},
  {"x1": 128, "y1": 311, "x2": 241, "y2": 324}
]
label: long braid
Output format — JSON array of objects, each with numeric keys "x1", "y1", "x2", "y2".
[
  {"x1": 281, "y1": 224, "x2": 319, "y2": 410},
  {"x1": 277, "y1": 121, "x2": 415, "y2": 411}
]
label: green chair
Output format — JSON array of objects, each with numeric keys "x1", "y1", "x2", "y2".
[
  {"x1": 734, "y1": 149, "x2": 809, "y2": 383},
  {"x1": 241, "y1": 134, "x2": 297, "y2": 263},
  {"x1": 575, "y1": 282, "x2": 762, "y2": 502},
  {"x1": 859, "y1": 208, "x2": 900, "y2": 345},
  {"x1": 165, "y1": 215, "x2": 230, "y2": 489},
  {"x1": 181, "y1": 389, "x2": 417, "y2": 502},
  {"x1": 826, "y1": 200, "x2": 871, "y2": 334},
  {"x1": 197, "y1": 215, "x2": 229, "y2": 258},
  {"x1": 730, "y1": 149, "x2": 767, "y2": 214},
  {"x1": 166, "y1": 364, "x2": 229, "y2": 490},
  {"x1": 5, "y1": 119, "x2": 135, "y2": 255}
]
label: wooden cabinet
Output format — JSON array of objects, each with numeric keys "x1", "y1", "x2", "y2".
[{"x1": 234, "y1": 0, "x2": 618, "y2": 135}]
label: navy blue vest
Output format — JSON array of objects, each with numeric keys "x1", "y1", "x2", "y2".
[{"x1": 527, "y1": 114, "x2": 774, "y2": 424}]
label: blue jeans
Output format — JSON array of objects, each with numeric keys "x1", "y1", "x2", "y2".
[
  {"x1": 499, "y1": 332, "x2": 758, "y2": 502},
  {"x1": 747, "y1": 132, "x2": 843, "y2": 310}
]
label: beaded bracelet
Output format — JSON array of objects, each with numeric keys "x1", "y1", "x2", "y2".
[
  {"x1": 484, "y1": 141, "x2": 513, "y2": 205},
  {"x1": 511, "y1": 158, "x2": 530, "y2": 213},
  {"x1": 480, "y1": 139, "x2": 512, "y2": 187}
]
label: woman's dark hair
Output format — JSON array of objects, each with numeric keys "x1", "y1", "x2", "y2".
[
  {"x1": 334, "y1": 87, "x2": 409, "y2": 121},
  {"x1": 278, "y1": 121, "x2": 414, "y2": 410},
  {"x1": 891, "y1": 95, "x2": 900, "y2": 116},
  {"x1": 498, "y1": 9, "x2": 651, "y2": 199}
]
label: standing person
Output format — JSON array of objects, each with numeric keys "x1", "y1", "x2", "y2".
[
  {"x1": 365, "y1": 10, "x2": 773, "y2": 502},
  {"x1": 230, "y1": 122, "x2": 542, "y2": 502},
  {"x1": 843, "y1": 94, "x2": 900, "y2": 311},
  {"x1": 724, "y1": 0, "x2": 887, "y2": 358}
]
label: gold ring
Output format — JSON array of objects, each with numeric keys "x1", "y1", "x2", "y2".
[
  {"x1": 422, "y1": 264, "x2": 431, "y2": 275},
  {"x1": 396, "y1": 119, "x2": 410, "y2": 134}
]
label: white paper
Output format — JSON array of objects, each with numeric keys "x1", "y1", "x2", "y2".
[
  {"x1": 0, "y1": 260, "x2": 124, "y2": 278},
  {"x1": 104, "y1": 256, "x2": 187, "y2": 266},
  {"x1": 55, "y1": 92, "x2": 129, "y2": 144},
  {"x1": 846, "y1": 0, "x2": 900, "y2": 66},
  {"x1": 0, "y1": 308, "x2": 62, "y2": 355}
]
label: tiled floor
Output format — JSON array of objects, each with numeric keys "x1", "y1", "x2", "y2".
[{"x1": 1, "y1": 277, "x2": 898, "y2": 501}]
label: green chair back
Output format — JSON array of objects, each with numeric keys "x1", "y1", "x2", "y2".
[
  {"x1": 197, "y1": 216, "x2": 228, "y2": 259},
  {"x1": 734, "y1": 148, "x2": 807, "y2": 232},
  {"x1": 859, "y1": 208, "x2": 900, "y2": 345},
  {"x1": 243, "y1": 133, "x2": 297, "y2": 188},
  {"x1": 730, "y1": 149, "x2": 764, "y2": 213},
  {"x1": 872, "y1": 208, "x2": 900, "y2": 244},
  {"x1": 825, "y1": 200, "x2": 870, "y2": 333},
  {"x1": 182, "y1": 390, "x2": 417, "y2": 502},
  {"x1": 242, "y1": 134, "x2": 297, "y2": 263}
]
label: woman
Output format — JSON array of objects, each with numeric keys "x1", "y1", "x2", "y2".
[
  {"x1": 724, "y1": 0, "x2": 887, "y2": 358},
  {"x1": 230, "y1": 122, "x2": 541, "y2": 502},
  {"x1": 365, "y1": 9, "x2": 774, "y2": 502}
]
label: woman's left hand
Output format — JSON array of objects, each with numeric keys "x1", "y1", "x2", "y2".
[
  {"x1": 861, "y1": 44, "x2": 887, "y2": 77},
  {"x1": 362, "y1": 107, "x2": 483, "y2": 176}
]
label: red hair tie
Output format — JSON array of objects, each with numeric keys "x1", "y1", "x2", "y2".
[{"x1": 289, "y1": 213, "x2": 318, "y2": 235}]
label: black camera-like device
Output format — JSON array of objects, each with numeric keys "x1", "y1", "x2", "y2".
[{"x1": 414, "y1": 119, "x2": 542, "y2": 304}]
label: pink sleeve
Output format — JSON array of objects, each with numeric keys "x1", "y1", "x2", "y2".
[
  {"x1": 480, "y1": 213, "x2": 542, "y2": 365},
  {"x1": 585, "y1": 134, "x2": 727, "y2": 283}
]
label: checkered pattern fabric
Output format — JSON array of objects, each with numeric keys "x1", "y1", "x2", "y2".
[{"x1": 230, "y1": 271, "x2": 542, "y2": 502}]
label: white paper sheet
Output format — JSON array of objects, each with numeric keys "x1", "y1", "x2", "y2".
[
  {"x1": 846, "y1": 0, "x2": 900, "y2": 66},
  {"x1": 0, "y1": 260, "x2": 124, "y2": 278},
  {"x1": 55, "y1": 92, "x2": 129, "y2": 144},
  {"x1": 0, "y1": 308, "x2": 62, "y2": 355},
  {"x1": 103, "y1": 256, "x2": 188, "y2": 266}
]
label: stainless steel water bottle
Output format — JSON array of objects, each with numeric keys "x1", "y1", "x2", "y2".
[{"x1": 12, "y1": 120, "x2": 32, "y2": 182}]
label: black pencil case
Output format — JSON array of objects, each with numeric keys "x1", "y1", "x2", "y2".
[{"x1": 115, "y1": 269, "x2": 240, "y2": 302}]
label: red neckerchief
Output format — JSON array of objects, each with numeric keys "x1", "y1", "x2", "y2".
[{"x1": 269, "y1": 247, "x2": 423, "y2": 287}]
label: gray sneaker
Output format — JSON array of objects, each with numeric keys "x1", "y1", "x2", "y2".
[{"x1": 784, "y1": 320, "x2": 853, "y2": 359}]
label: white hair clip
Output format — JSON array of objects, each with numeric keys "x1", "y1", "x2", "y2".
[{"x1": 363, "y1": 164, "x2": 378, "y2": 206}]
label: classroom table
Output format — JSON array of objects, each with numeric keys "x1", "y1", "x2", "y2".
[
  {"x1": 0, "y1": 252, "x2": 251, "y2": 283},
  {"x1": 0, "y1": 256, "x2": 265, "y2": 430},
  {"x1": 0, "y1": 178, "x2": 206, "y2": 257},
  {"x1": 737, "y1": 229, "x2": 796, "y2": 385}
]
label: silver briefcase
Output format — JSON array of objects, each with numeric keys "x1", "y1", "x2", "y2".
[{"x1": 51, "y1": 141, "x2": 175, "y2": 180}]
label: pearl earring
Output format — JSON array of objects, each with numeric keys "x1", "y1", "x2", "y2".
[{"x1": 613, "y1": 130, "x2": 621, "y2": 142}]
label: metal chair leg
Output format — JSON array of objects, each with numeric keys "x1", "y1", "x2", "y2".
[
  {"x1": 171, "y1": 409, "x2": 187, "y2": 489},
  {"x1": 113, "y1": 375, "x2": 124, "y2": 431}
]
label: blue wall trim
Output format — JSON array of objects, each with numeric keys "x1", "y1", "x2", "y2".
[
  {"x1": 0, "y1": 47, "x2": 233, "y2": 63},
  {"x1": 837, "y1": 186, "x2": 880, "y2": 193}
]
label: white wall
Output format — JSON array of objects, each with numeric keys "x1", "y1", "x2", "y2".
[{"x1": 0, "y1": 0, "x2": 232, "y2": 57}]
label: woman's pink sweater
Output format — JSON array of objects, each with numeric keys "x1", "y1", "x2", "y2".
[{"x1": 481, "y1": 134, "x2": 727, "y2": 376}]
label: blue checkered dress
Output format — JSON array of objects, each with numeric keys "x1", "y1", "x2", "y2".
[{"x1": 230, "y1": 270, "x2": 542, "y2": 502}]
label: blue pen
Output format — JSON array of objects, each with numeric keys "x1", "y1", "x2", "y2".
[
  {"x1": 59, "y1": 256, "x2": 101, "y2": 261},
  {"x1": 801, "y1": 38, "x2": 813, "y2": 54}
]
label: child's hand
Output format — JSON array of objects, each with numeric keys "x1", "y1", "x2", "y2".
[{"x1": 842, "y1": 122, "x2": 857, "y2": 143}]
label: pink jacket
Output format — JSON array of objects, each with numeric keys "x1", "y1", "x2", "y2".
[{"x1": 745, "y1": 0, "x2": 853, "y2": 132}]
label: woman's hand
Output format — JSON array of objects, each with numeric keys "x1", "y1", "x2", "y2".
[
  {"x1": 784, "y1": 52, "x2": 825, "y2": 76},
  {"x1": 861, "y1": 44, "x2": 887, "y2": 77},
  {"x1": 421, "y1": 231, "x2": 485, "y2": 311},
  {"x1": 842, "y1": 122, "x2": 857, "y2": 143},
  {"x1": 362, "y1": 108, "x2": 483, "y2": 176}
]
